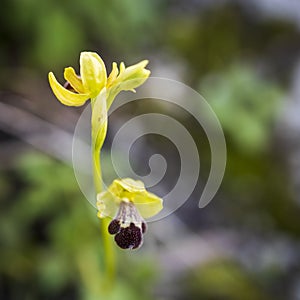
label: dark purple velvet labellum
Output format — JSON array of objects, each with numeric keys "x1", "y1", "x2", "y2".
[
  {"x1": 108, "y1": 219, "x2": 121, "y2": 234},
  {"x1": 107, "y1": 201, "x2": 146, "y2": 250},
  {"x1": 114, "y1": 223, "x2": 143, "y2": 249}
]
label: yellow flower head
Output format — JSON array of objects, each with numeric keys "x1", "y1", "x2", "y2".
[
  {"x1": 48, "y1": 51, "x2": 150, "y2": 107},
  {"x1": 49, "y1": 52, "x2": 106, "y2": 106},
  {"x1": 97, "y1": 178, "x2": 163, "y2": 249},
  {"x1": 49, "y1": 52, "x2": 154, "y2": 250}
]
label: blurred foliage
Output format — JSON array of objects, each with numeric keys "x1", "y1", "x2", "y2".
[
  {"x1": 200, "y1": 64, "x2": 283, "y2": 154},
  {"x1": 197, "y1": 65, "x2": 300, "y2": 236},
  {"x1": 222, "y1": 143, "x2": 300, "y2": 236},
  {"x1": 183, "y1": 260, "x2": 271, "y2": 300},
  {"x1": 1, "y1": 0, "x2": 300, "y2": 299},
  {"x1": 0, "y1": 0, "x2": 160, "y2": 72},
  {"x1": 166, "y1": 3, "x2": 300, "y2": 83},
  {"x1": 0, "y1": 153, "x2": 157, "y2": 299}
]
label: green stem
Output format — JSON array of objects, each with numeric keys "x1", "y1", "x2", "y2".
[
  {"x1": 92, "y1": 145, "x2": 103, "y2": 193},
  {"x1": 101, "y1": 217, "x2": 115, "y2": 287},
  {"x1": 91, "y1": 96, "x2": 116, "y2": 289}
]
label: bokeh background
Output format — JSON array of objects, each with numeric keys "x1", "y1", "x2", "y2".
[{"x1": 1, "y1": 0, "x2": 300, "y2": 299}]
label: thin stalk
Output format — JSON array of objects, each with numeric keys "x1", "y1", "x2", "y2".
[
  {"x1": 92, "y1": 145, "x2": 103, "y2": 193},
  {"x1": 91, "y1": 97, "x2": 115, "y2": 289}
]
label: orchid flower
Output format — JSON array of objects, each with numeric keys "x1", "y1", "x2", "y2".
[{"x1": 48, "y1": 51, "x2": 163, "y2": 252}]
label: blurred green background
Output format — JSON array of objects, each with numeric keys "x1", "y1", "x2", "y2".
[{"x1": 1, "y1": 0, "x2": 300, "y2": 299}]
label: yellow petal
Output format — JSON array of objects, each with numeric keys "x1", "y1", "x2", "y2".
[
  {"x1": 114, "y1": 178, "x2": 145, "y2": 193},
  {"x1": 121, "y1": 60, "x2": 149, "y2": 80},
  {"x1": 106, "y1": 60, "x2": 150, "y2": 108},
  {"x1": 48, "y1": 72, "x2": 89, "y2": 106},
  {"x1": 133, "y1": 191, "x2": 163, "y2": 219},
  {"x1": 119, "y1": 62, "x2": 126, "y2": 73},
  {"x1": 96, "y1": 191, "x2": 118, "y2": 219},
  {"x1": 106, "y1": 178, "x2": 163, "y2": 219},
  {"x1": 80, "y1": 52, "x2": 107, "y2": 98},
  {"x1": 108, "y1": 178, "x2": 144, "y2": 200},
  {"x1": 107, "y1": 62, "x2": 119, "y2": 88},
  {"x1": 64, "y1": 67, "x2": 85, "y2": 94}
]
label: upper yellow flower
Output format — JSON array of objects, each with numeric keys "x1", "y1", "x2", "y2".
[{"x1": 48, "y1": 51, "x2": 150, "y2": 107}]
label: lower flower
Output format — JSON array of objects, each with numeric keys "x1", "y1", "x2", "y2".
[
  {"x1": 96, "y1": 178, "x2": 163, "y2": 250},
  {"x1": 108, "y1": 200, "x2": 146, "y2": 249}
]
